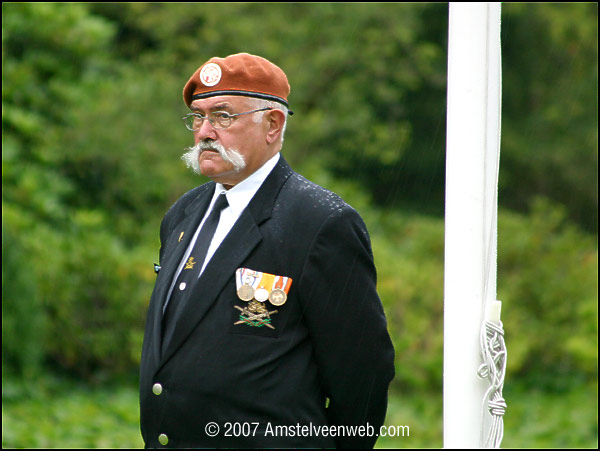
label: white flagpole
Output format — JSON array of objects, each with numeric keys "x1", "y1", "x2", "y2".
[{"x1": 444, "y1": 3, "x2": 502, "y2": 448}]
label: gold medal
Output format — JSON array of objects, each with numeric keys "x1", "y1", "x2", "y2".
[
  {"x1": 268, "y1": 275, "x2": 291, "y2": 306},
  {"x1": 237, "y1": 284, "x2": 254, "y2": 302},
  {"x1": 269, "y1": 288, "x2": 287, "y2": 306},
  {"x1": 236, "y1": 268, "x2": 259, "y2": 301}
]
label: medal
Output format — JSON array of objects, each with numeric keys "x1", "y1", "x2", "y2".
[
  {"x1": 268, "y1": 275, "x2": 286, "y2": 306},
  {"x1": 254, "y1": 273, "x2": 275, "y2": 302},
  {"x1": 237, "y1": 284, "x2": 254, "y2": 301},
  {"x1": 268, "y1": 275, "x2": 292, "y2": 306},
  {"x1": 254, "y1": 287, "x2": 269, "y2": 302},
  {"x1": 236, "y1": 268, "x2": 260, "y2": 301},
  {"x1": 269, "y1": 289, "x2": 287, "y2": 306}
]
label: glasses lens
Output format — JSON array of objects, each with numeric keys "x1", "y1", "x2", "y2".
[
  {"x1": 183, "y1": 115, "x2": 197, "y2": 131},
  {"x1": 213, "y1": 112, "x2": 232, "y2": 129},
  {"x1": 193, "y1": 115, "x2": 205, "y2": 130}
]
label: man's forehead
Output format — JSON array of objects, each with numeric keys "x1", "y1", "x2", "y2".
[{"x1": 190, "y1": 95, "x2": 252, "y2": 111}]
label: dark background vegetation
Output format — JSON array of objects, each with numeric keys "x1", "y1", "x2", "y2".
[{"x1": 3, "y1": 3, "x2": 597, "y2": 447}]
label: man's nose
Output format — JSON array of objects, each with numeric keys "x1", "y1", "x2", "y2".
[{"x1": 194, "y1": 118, "x2": 218, "y2": 143}]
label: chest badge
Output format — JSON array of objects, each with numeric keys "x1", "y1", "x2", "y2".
[
  {"x1": 234, "y1": 268, "x2": 293, "y2": 329},
  {"x1": 234, "y1": 301, "x2": 278, "y2": 329}
]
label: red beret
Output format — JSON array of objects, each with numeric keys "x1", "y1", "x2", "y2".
[{"x1": 183, "y1": 53, "x2": 291, "y2": 110}]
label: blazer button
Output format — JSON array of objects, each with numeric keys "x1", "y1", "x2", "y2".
[
  {"x1": 158, "y1": 433, "x2": 168, "y2": 446},
  {"x1": 152, "y1": 383, "x2": 163, "y2": 395}
]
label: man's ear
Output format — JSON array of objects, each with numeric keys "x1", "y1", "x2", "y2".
[{"x1": 265, "y1": 109, "x2": 286, "y2": 145}]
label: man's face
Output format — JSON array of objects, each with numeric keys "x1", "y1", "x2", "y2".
[{"x1": 189, "y1": 96, "x2": 272, "y2": 188}]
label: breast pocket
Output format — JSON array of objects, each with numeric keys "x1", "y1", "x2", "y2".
[
  {"x1": 228, "y1": 298, "x2": 283, "y2": 339},
  {"x1": 228, "y1": 268, "x2": 294, "y2": 339}
]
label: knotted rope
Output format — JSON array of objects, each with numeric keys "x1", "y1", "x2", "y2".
[{"x1": 477, "y1": 319, "x2": 507, "y2": 447}]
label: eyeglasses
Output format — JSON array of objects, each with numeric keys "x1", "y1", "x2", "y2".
[{"x1": 182, "y1": 107, "x2": 273, "y2": 131}]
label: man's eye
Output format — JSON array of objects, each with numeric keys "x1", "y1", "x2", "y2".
[{"x1": 214, "y1": 111, "x2": 232, "y2": 119}]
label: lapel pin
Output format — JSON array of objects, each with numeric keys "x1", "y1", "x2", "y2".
[{"x1": 184, "y1": 257, "x2": 196, "y2": 269}]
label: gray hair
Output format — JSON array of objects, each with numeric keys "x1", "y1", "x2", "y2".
[{"x1": 250, "y1": 98, "x2": 288, "y2": 146}]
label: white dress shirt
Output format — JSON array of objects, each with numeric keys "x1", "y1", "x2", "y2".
[{"x1": 199, "y1": 152, "x2": 280, "y2": 275}]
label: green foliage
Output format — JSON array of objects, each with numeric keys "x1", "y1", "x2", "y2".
[
  {"x1": 501, "y1": 382, "x2": 598, "y2": 448},
  {"x1": 2, "y1": 3, "x2": 116, "y2": 148},
  {"x1": 370, "y1": 211, "x2": 445, "y2": 391},
  {"x1": 30, "y1": 218, "x2": 151, "y2": 379},
  {"x1": 501, "y1": 3, "x2": 598, "y2": 233},
  {"x1": 498, "y1": 198, "x2": 598, "y2": 389},
  {"x1": 2, "y1": 376, "x2": 144, "y2": 448},
  {"x1": 2, "y1": 224, "x2": 46, "y2": 379}
]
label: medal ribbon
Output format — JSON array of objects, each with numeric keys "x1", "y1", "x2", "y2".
[
  {"x1": 246, "y1": 269, "x2": 262, "y2": 288},
  {"x1": 283, "y1": 277, "x2": 292, "y2": 293},
  {"x1": 237, "y1": 268, "x2": 293, "y2": 294},
  {"x1": 236, "y1": 268, "x2": 243, "y2": 290},
  {"x1": 274, "y1": 275, "x2": 293, "y2": 294},
  {"x1": 258, "y1": 273, "x2": 275, "y2": 292}
]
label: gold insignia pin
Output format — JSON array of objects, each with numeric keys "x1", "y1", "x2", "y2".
[
  {"x1": 184, "y1": 257, "x2": 196, "y2": 270},
  {"x1": 178, "y1": 232, "x2": 184, "y2": 242}
]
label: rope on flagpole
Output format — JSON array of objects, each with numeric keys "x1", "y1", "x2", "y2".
[{"x1": 477, "y1": 317, "x2": 507, "y2": 448}]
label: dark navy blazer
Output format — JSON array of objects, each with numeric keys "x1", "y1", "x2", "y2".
[{"x1": 139, "y1": 156, "x2": 395, "y2": 448}]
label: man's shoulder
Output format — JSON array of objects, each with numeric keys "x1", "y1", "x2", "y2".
[
  {"x1": 162, "y1": 182, "x2": 213, "y2": 225},
  {"x1": 280, "y1": 171, "x2": 373, "y2": 255},
  {"x1": 277, "y1": 171, "x2": 371, "y2": 241},
  {"x1": 283, "y1": 172, "x2": 357, "y2": 218}
]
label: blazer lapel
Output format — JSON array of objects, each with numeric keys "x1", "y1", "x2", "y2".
[
  {"x1": 148, "y1": 185, "x2": 215, "y2": 368},
  {"x1": 158, "y1": 156, "x2": 294, "y2": 368}
]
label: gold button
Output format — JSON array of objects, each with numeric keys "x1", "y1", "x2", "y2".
[
  {"x1": 158, "y1": 434, "x2": 168, "y2": 446},
  {"x1": 152, "y1": 383, "x2": 163, "y2": 395}
]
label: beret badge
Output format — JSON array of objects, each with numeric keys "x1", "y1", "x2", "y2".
[{"x1": 199, "y1": 63, "x2": 222, "y2": 87}]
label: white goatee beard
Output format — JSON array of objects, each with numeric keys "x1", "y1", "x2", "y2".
[{"x1": 181, "y1": 140, "x2": 246, "y2": 175}]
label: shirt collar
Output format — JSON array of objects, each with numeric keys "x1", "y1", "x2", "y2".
[{"x1": 213, "y1": 152, "x2": 281, "y2": 216}]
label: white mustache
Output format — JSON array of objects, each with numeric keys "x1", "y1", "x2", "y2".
[
  {"x1": 181, "y1": 140, "x2": 246, "y2": 174},
  {"x1": 198, "y1": 140, "x2": 225, "y2": 153}
]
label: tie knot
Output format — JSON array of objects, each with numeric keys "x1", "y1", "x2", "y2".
[{"x1": 213, "y1": 193, "x2": 229, "y2": 213}]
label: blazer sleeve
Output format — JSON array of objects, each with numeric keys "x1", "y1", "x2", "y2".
[{"x1": 297, "y1": 206, "x2": 396, "y2": 449}]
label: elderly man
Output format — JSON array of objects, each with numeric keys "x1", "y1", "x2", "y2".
[{"x1": 139, "y1": 53, "x2": 395, "y2": 448}]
